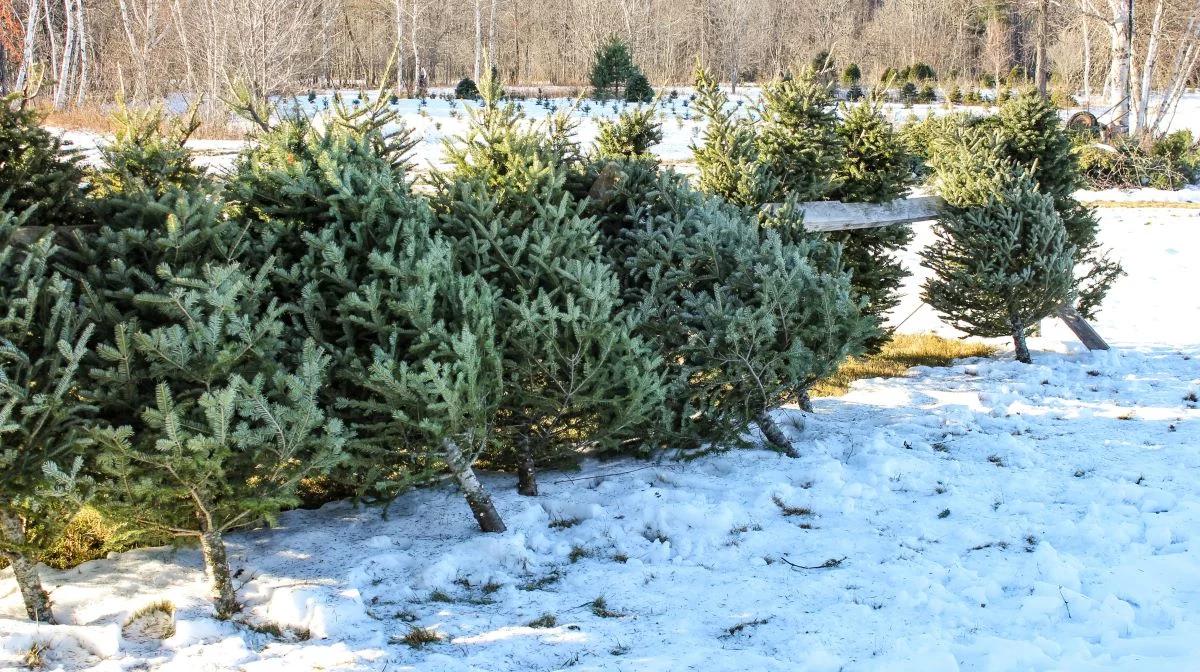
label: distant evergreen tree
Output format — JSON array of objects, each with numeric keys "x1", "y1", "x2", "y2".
[
  {"x1": 0, "y1": 205, "x2": 95, "y2": 624},
  {"x1": 433, "y1": 73, "x2": 664, "y2": 495},
  {"x1": 595, "y1": 106, "x2": 662, "y2": 159},
  {"x1": 924, "y1": 128, "x2": 1075, "y2": 363},
  {"x1": 455, "y1": 77, "x2": 480, "y2": 100},
  {"x1": 841, "y1": 63, "x2": 862, "y2": 85},
  {"x1": 996, "y1": 91, "x2": 1122, "y2": 317},
  {"x1": 590, "y1": 36, "x2": 638, "y2": 99},
  {"x1": 624, "y1": 70, "x2": 654, "y2": 103}
]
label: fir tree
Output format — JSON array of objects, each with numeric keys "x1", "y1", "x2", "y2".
[
  {"x1": 996, "y1": 91, "x2": 1122, "y2": 317},
  {"x1": 229, "y1": 97, "x2": 510, "y2": 531},
  {"x1": 755, "y1": 71, "x2": 844, "y2": 203},
  {"x1": 616, "y1": 182, "x2": 871, "y2": 452},
  {"x1": 0, "y1": 204, "x2": 95, "y2": 624},
  {"x1": 582, "y1": 113, "x2": 871, "y2": 453},
  {"x1": 590, "y1": 36, "x2": 639, "y2": 100},
  {"x1": 624, "y1": 71, "x2": 655, "y2": 103},
  {"x1": 826, "y1": 100, "x2": 915, "y2": 352},
  {"x1": 89, "y1": 264, "x2": 346, "y2": 618},
  {"x1": 595, "y1": 106, "x2": 662, "y2": 160},
  {"x1": 923, "y1": 130, "x2": 1075, "y2": 363},
  {"x1": 0, "y1": 93, "x2": 87, "y2": 228},
  {"x1": 691, "y1": 65, "x2": 776, "y2": 208},
  {"x1": 433, "y1": 73, "x2": 664, "y2": 494}
]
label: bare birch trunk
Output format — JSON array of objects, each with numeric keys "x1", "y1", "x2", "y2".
[
  {"x1": 53, "y1": 0, "x2": 75, "y2": 108},
  {"x1": 0, "y1": 510, "x2": 56, "y2": 624},
  {"x1": 474, "y1": 0, "x2": 482, "y2": 81},
  {"x1": 395, "y1": 0, "x2": 405, "y2": 94},
  {"x1": 1134, "y1": 0, "x2": 1165, "y2": 135},
  {"x1": 1108, "y1": 3, "x2": 1131, "y2": 133},
  {"x1": 73, "y1": 0, "x2": 87, "y2": 105},
  {"x1": 15, "y1": 0, "x2": 40, "y2": 89},
  {"x1": 1082, "y1": 16, "x2": 1091, "y2": 104},
  {"x1": 443, "y1": 439, "x2": 506, "y2": 533},
  {"x1": 488, "y1": 0, "x2": 497, "y2": 71}
]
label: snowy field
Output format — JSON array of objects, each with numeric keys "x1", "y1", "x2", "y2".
[
  {"x1": 53, "y1": 89, "x2": 1200, "y2": 175},
  {"x1": 4, "y1": 201, "x2": 1200, "y2": 671}
]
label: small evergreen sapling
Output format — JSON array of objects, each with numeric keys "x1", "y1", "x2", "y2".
[
  {"x1": 996, "y1": 92, "x2": 1122, "y2": 317},
  {"x1": 0, "y1": 92, "x2": 87, "y2": 228},
  {"x1": 0, "y1": 205, "x2": 95, "y2": 624},
  {"x1": 755, "y1": 71, "x2": 844, "y2": 203},
  {"x1": 691, "y1": 65, "x2": 776, "y2": 208}
]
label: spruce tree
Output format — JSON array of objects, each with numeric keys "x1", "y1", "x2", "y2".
[
  {"x1": 89, "y1": 264, "x2": 346, "y2": 619},
  {"x1": 590, "y1": 36, "x2": 638, "y2": 100},
  {"x1": 0, "y1": 204, "x2": 95, "y2": 624},
  {"x1": 826, "y1": 100, "x2": 915, "y2": 352},
  {"x1": 755, "y1": 71, "x2": 844, "y2": 203},
  {"x1": 923, "y1": 129, "x2": 1075, "y2": 363},
  {"x1": 996, "y1": 91, "x2": 1122, "y2": 317},
  {"x1": 433, "y1": 73, "x2": 664, "y2": 494},
  {"x1": 691, "y1": 65, "x2": 776, "y2": 208},
  {"x1": 0, "y1": 92, "x2": 87, "y2": 228},
  {"x1": 227, "y1": 97, "x2": 510, "y2": 531},
  {"x1": 582, "y1": 111, "x2": 871, "y2": 453}
]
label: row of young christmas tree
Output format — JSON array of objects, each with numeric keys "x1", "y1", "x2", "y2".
[{"x1": 1, "y1": 69, "x2": 1116, "y2": 624}]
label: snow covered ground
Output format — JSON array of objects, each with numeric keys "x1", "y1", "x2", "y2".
[{"x1": 4, "y1": 200, "x2": 1200, "y2": 670}]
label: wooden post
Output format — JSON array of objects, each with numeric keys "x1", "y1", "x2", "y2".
[{"x1": 1054, "y1": 305, "x2": 1110, "y2": 350}]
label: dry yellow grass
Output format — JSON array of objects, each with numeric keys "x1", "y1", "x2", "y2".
[
  {"x1": 38, "y1": 105, "x2": 246, "y2": 140},
  {"x1": 811, "y1": 332, "x2": 994, "y2": 398}
]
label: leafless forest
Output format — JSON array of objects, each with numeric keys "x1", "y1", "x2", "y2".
[{"x1": 0, "y1": 0, "x2": 1198, "y2": 128}]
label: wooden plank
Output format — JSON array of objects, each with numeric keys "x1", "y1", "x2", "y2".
[
  {"x1": 1054, "y1": 305, "x2": 1110, "y2": 351},
  {"x1": 792, "y1": 195, "x2": 944, "y2": 232}
]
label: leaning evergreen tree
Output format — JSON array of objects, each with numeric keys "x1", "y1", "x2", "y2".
[
  {"x1": 826, "y1": 99, "x2": 915, "y2": 352},
  {"x1": 996, "y1": 91, "x2": 1121, "y2": 317},
  {"x1": 583, "y1": 107, "x2": 871, "y2": 453},
  {"x1": 226, "y1": 95, "x2": 510, "y2": 532},
  {"x1": 0, "y1": 205, "x2": 95, "y2": 624},
  {"x1": 88, "y1": 264, "x2": 346, "y2": 619},
  {"x1": 433, "y1": 72, "x2": 664, "y2": 495},
  {"x1": 923, "y1": 128, "x2": 1075, "y2": 363}
]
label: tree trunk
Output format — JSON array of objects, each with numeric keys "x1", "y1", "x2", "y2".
[
  {"x1": 1109, "y1": 3, "x2": 1132, "y2": 133},
  {"x1": 73, "y1": 0, "x2": 87, "y2": 106},
  {"x1": 53, "y1": 0, "x2": 76, "y2": 108},
  {"x1": 487, "y1": 0, "x2": 497, "y2": 71},
  {"x1": 443, "y1": 439, "x2": 506, "y2": 533},
  {"x1": 15, "y1": 0, "x2": 39, "y2": 90},
  {"x1": 1135, "y1": 0, "x2": 1165, "y2": 135},
  {"x1": 1010, "y1": 313, "x2": 1032, "y2": 364},
  {"x1": 1034, "y1": 0, "x2": 1048, "y2": 95},
  {"x1": 198, "y1": 528, "x2": 240, "y2": 620},
  {"x1": 0, "y1": 510, "x2": 56, "y2": 624},
  {"x1": 797, "y1": 388, "x2": 813, "y2": 413},
  {"x1": 757, "y1": 411, "x2": 798, "y2": 458},
  {"x1": 1082, "y1": 16, "x2": 1091, "y2": 104},
  {"x1": 516, "y1": 438, "x2": 537, "y2": 496},
  {"x1": 473, "y1": 0, "x2": 482, "y2": 81},
  {"x1": 394, "y1": 0, "x2": 405, "y2": 94}
]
